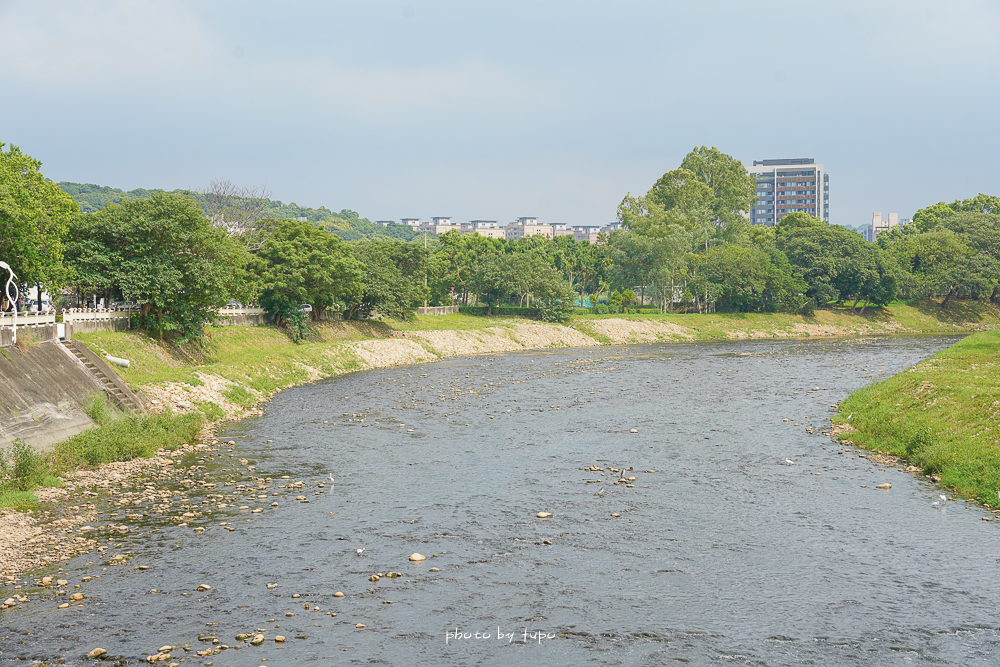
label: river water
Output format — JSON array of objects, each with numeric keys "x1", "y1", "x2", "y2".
[{"x1": 6, "y1": 335, "x2": 1000, "y2": 666}]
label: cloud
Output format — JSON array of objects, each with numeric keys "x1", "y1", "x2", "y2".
[{"x1": 0, "y1": 0, "x2": 212, "y2": 85}]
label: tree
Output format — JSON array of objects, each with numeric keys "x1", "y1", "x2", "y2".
[
  {"x1": 616, "y1": 195, "x2": 689, "y2": 312},
  {"x1": 0, "y1": 143, "x2": 78, "y2": 296},
  {"x1": 884, "y1": 228, "x2": 972, "y2": 300},
  {"x1": 648, "y1": 168, "x2": 713, "y2": 217},
  {"x1": 775, "y1": 211, "x2": 825, "y2": 233},
  {"x1": 254, "y1": 219, "x2": 364, "y2": 332},
  {"x1": 935, "y1": 212, "x2": 1000, "y2": 302},
  {"x1": 679, "y1": 146, "x2": 757, "y2": 239},
  {"x1": 911, "y1": 194, "x2": 1000, "y2": 233},
  {"x1": 697, "y1": 245, "x2": 805, "y2": 313},
  {"x1": 200, "y1": 179, "x2": 276, "y2": 252},
  {"x1": 776, "y1": 219, "x2": 884, "y2": 308},
  {"x1": 348, "y1": 238, "x2": 426, "y2": 320},
  {"x1": 65, "y1": 191, "x2": 248, "y2": 343}
]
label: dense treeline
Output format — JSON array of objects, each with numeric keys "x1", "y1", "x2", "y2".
[
  {"x1": 3, "y1": 143, "x2": 998, "y2": 346},
  {"x1": 57, "y1": 182, "x2": 419, "y2": 242}
]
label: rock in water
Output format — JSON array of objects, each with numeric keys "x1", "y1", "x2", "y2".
[
  {"x1": 86, "y1": 648, "x2": 108, "y2": 659},
  {"x1": 409, "y1": 553, "x2": 427, "y2": 561},
  {"x1": 536, "y1": 512, "x2": 553, "y2": 519}
]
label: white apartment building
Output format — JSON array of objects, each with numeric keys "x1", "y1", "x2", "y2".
[
  {"x1": 748, "y1": 158, "x2": 829, "y2": 226},
  {"x1": 504, "y1": 217, "x2": 553, "y2": 241}
]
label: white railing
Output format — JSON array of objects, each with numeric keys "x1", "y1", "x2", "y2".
[
  {"x1": 1, "y1": 306, "x2": 268, "y2": 345},
  {"x1": 61, "y1": 309, "x2": 132, "y2": 323},
  {"x1": 0, "y1": 311, "x2": 56, "y2": 326}
]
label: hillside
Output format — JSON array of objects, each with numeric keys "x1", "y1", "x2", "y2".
[{"x1": 56, "y1": 181, "x2": 419, "y2": 242}]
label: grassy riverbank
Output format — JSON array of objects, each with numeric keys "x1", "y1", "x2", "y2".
[
  {"x1": 2, "y1": 298, "x2": 997, "y2": 509},
  {"x1": 73, "y1": 299, "x2": 999, "y2": 398},
  {"x1": 835, "y1": 328, "x2": 1000, "y2": 506}
]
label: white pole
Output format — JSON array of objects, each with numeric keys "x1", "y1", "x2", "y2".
[{"x1": 0, "y1": 261, "x2": 18, "y2": 346}]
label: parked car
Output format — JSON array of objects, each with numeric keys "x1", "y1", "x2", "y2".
[{"x1": 299, "y1": 304, "x2": 313, "y2": 313}]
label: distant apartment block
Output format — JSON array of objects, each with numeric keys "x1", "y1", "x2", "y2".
[
  {"x1": 748, "y1": 158, "x2": 829, "y2": 226},
  {"x1": 380, "y1": 216, "x2": 618, "y2": 241},
  {"x1": 505, "y1": 217, "x2": 553, "y2": 241},
  {"x1": 465, "y1": 220, "x2": 506, "y2": 239},
  {"x1": 416, "y1": 217, "x2": 462, "y2": 234},
  {"x1": 862, "y1": 212, "x2": 910, "y2": 242}
]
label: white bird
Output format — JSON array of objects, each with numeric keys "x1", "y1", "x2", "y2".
[
  {"x1": 785, "y1": 459, "x2": 795, "y2": 465},
  {"x1": 932, "y1": 494, "x2": 947, "y2": 507},
  {"x1": 328, "y1": 474, "x2": 335, "y2": 491},
  {"x1": 356, "y1": 548, "x2": 364, "y2": 556}
]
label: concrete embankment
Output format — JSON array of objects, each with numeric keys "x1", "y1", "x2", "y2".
[
  {"x1": 0, "y1": 342, "x2": 102, "y2": 451},
  {"x1": 0, "y1": 340, "x2": 148, "y2": 451}
]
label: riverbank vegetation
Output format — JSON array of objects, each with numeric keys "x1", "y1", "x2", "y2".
[
  {"x1": 5, "y1": 142, "x2": 1000, "y2": 508},
  {"x1": 1, "y1": 299, "x2": 996, "y2": 510},
  {"x1": 0, "y1": 401, "x2": 205, "y2": 508},
  {"x1": 836, "y1": 328, "x2": 1000, "y2": 506},
  {"x1": 66, "y1": 300, "x2": 1000, "y2": 396},
  {"x1": 6, "y1": 142, "x2": 999, "y2": 347}
]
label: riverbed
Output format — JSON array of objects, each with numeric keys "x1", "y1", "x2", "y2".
[{"x1": 5, "y1": 335, "x2": 1000, "y2": 666}]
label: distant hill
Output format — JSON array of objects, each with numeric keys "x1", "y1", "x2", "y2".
[{"x1": 57, "y1": 182, "x2": 419, "y2": 242}]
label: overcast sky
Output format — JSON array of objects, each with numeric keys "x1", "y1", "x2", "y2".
[{"x1": 2, "y1": 1, "x2": 997, "y2": 227}]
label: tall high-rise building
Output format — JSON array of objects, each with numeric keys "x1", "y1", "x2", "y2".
[{"x1": 747, "y1": 158, "x2": 829, "y2": 226}]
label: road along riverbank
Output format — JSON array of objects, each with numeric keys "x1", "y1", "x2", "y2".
[{"x1": 835, "y1": 327, "x2": 1000, "y2": 509}]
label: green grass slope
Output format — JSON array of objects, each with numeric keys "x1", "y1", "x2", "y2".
[{"x1": 835, "y1": 328, "x2": 1000, "y2": 506}]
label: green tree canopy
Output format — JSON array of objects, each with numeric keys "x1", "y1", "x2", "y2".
[
  {"x1": 0, "y1": 144, "x2": 78, "y2": 292},
  {"x1": 679, "y1": 146, "x2": 756, "y2": 238},
  {"x1": 254, "y1": 219, "x2": 364, "y2": 330},
  {"x1": 697, "y1": 244, "x2": 805, "y2": 313},
  {"x1": 911, "y1": 194, "x2": 1000, "y2": 232},
  {"x1": 776, "y1": 220, "x2": 887, "y2": 307},
  {"x1": 348, "y1": 238, "x2": 427, "y2": 320},
  {"x1": 66, "y1": 191, "x2": 248, "y2": 343}
]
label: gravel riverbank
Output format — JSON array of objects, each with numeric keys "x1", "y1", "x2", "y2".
[{"x1": 1, "y1": 313, "x2": 993, "y2": 582}]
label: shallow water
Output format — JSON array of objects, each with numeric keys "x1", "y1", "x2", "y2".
[{"x1": 6, "y1": 335, "x2": 1000, "y2": 666}]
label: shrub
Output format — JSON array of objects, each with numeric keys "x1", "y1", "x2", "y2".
[
  {"x1": 0, "y1": 439, "x2": 46, "y2": 492},
  {"x1": 53, "y1": 411, "x2": 204, "y2": 469},
  {"x1": 83, "y1": 394, "x2": 114, "y2": 425}
]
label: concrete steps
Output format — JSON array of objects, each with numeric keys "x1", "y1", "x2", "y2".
[{"x1": 61, "y1": 340, "x2": 146, "y2": 414}]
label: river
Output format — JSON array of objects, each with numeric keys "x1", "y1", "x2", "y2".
[{"x1": 5, "y1": 335, "x2": 1000, "y2": 666}]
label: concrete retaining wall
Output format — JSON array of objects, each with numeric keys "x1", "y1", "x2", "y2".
[
  {"x1": 0, "y1": 341, "x2": 105, "y2": 452},
  {"x1": 416, "y1": 306, "x2": 459, "y2": 316},
  {"x1": 212, "y1": 310, "x2": 268, "y2": 326}
]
